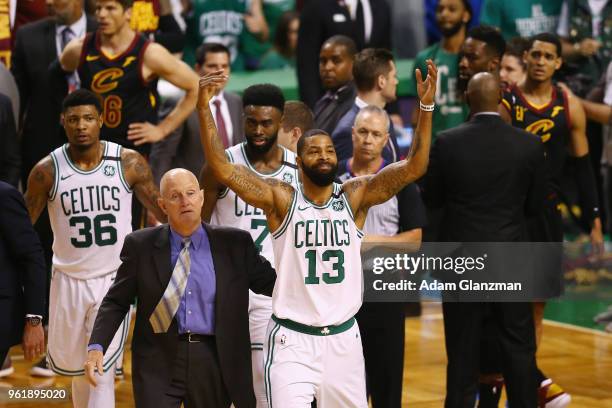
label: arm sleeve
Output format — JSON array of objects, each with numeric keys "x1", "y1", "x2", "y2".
[
  {"x1": 153, "y1": 14, "x2": 186, "y2": 53},
  {"x1": 0, "y1": 185, "x2": 47, "y2": 316},
  {"x1": 397, "y1": 183, "x2": 428, "y2": 232},
  {"x1": 572, "y1": 154, "x2": 600, "y2": 226}
]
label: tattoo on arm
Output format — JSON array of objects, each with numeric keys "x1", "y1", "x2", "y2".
[
  {"x1": 24, "y1": 158, "x2": 54, "y2": 223},
  {"x1": 122, "y1": 150, "x2": 166, "y2": 222}
]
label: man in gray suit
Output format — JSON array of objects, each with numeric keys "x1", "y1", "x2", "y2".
[{"x1": 150, "y1": 43, "x2": 244, "y2": 183}]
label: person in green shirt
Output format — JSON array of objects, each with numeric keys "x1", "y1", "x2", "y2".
[
  {"x1": 480, "y1": 0, "x2": 562, "y2": 40},
  {"x1": 409, "y1": 0, "x2": 471, "y2": 140},
  {"x1": 258, "y1": 10, "x2": 299, "y2": 70}
]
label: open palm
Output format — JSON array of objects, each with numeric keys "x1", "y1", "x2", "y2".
[{"x1": 416, "y1": 59, "x2": 438, "y2": 106}]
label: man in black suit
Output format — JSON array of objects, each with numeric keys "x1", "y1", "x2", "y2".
[
  {"x1": 297, "y1": 0, "x2": 391, "y2": 108},
  {"x1": 313, "y1": 35, "x2": 358, "y2": 135},
  {"x1": 0, "y1": 181, "x2": 46, "y2": 368},
  {"x1": 149, "y1": 43, "x2": 245, "y2": 183},
  {"x1": 86, "y1": 169, "x2": 276, "y2": 408},
  {"x1": 332, "y1": 48, "x2": 400, "y2": 163},
  {"x1": 424, "y1": 73, "x2": 546, "y2": 408}
]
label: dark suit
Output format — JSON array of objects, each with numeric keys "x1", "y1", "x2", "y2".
[
  {"x1": 0, "y1": 93, "x2": 20, "y2": 187},
  {"x1": 313, "y1": 82, "x2": 357, "y2": 135},
  {"x1": 297, "y1": 0, "x2": 391, "y2": 108},
  {"x1": 149, "y1": 93, "x2": 244, "y2": 183},
  {"x1": 332, "y1": 103, "x2": 400, "y2": 162},
  {"x1": 0, "y1": 182, "x2": 46, "y2": 362},
  {"x1": 90, "y1": 223, "x2": 276, "y2": 408},
  {"x1": 423, "y1": 114, "x2": 546, "y2": 408}
]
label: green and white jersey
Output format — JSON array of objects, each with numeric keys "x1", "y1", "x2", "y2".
[
  {"x1": 48, "y1": 142, "x2": 132, "y2": 279},
  {"x1": 184, "y1": 0, "x2": 247, "y2": 69},
  {"x1": 210, "y1": 142, "x2": 299, "y2": 265},
  {"x1": 271, "y1": 183, "x2": 364, "y2": 327},
  {"x1": 409, "y1": 43, "x2": 469, "y2": 139},
  {"x1": 480, "y1": 0, "x2": 562, "y2": 39}
]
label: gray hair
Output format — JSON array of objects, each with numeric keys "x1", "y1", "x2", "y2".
[{"x1": 353, "y1": 105, "x2": 390, "y2": 131}]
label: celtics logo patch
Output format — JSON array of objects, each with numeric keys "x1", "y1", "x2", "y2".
[
  {"x1": 103, "y1": 165, "x2": 116, "y2": 177},
  {"x1": 282, "y1": 172, "x2": 294, "y2": 183},
  {"x1": 332, "y1": 200, "x2": 345, "y2": 212}
]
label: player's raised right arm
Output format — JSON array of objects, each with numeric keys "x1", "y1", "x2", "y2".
[
  {"x1": 196, "y1": 71, "x2": 292, "y2": 226},
  {"x1": 24, "y1": 156, "x2": 55, "y2": 224}
]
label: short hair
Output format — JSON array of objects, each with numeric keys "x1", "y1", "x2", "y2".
[
  {"x1": 296, "y1": 128, "x2": 330, "y2": 156},
  {"x1": 62, "y1": 89, "x2": 102, "y2": 114},
  {"x1": 354, "y1": 105, "x2": 390, "y2": 131},
  {"x1": 352, "y1": 48, "x2": 395, "y2": 92},
  {"x1": 282, "y1": 101, "x2": 314, "y2": 132},
  {"x1": 274, "y1": 10, "x2": 300, "y2": 58},
  {"x1": 195, "y1": 43, "x2": 230, "y2": 65},
  {"x1": 467, "y1": 25, "x2": 506, "y2": 58},
  {"x1": 321, "y1": 35, "x2": 358, "y2": 57},
  {"x1": 100, "y1": 0, "x2": 134, "y2": 9},
  {"x1": 242, "y1": 84, "x2": 285, "y2": 112},
  {"x1": 528, "y1": 32, "x2": 562, "y2": 57},
  {"x1": 437, "y1": 0, "x2": 473, "y2": 24}
]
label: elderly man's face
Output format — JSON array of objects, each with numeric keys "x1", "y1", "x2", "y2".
[
  {"x1": 352, "y1": 111, "x2": 389, "y2": 162},
  {"x1": 159, "y1": 171, "x2": 204, "y2": 229}
]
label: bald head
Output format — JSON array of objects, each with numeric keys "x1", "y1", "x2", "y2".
[
  {"x1": 158, "y1": 169, "x2": 204, "y2": 234},
  {"x1": 466, "y1": 72, "x2": 501, "y2": 113}
]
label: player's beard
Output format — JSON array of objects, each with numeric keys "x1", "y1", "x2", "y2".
[
  {"x1": 440, "y1": 21, "x2": 465, "y2": 38},
  {"x1": 246, "y1": 133, "x2": 278, "y2": 155},
  {"x1": 301, "y1": 162, "x2": 338, "y2": 187}
]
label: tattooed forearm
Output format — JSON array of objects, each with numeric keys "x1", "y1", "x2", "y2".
[
  {"x1": 24, "y1": 157, "x2": 54, "y2": 223},
  {"x1": 228, "y1": 166, "x2": 267, "y2": 199}
]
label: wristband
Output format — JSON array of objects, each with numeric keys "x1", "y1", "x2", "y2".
[{"x1": 419, "y1": 101, "x2": 435, "y2": 112}]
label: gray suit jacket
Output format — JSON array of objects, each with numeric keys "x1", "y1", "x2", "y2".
[{"x1": 150, "y1": 91, "x2": 244, "y2": 182}]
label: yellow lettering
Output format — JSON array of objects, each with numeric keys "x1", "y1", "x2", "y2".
[
  {"x1": 551, "y1": 106, "x2": 564, "y2": 118},
  {"x1": 91, "y1": 68, "x2": 124, "y2": 93},
  {"x1": 525, "y1": 119, "x2": 555, "y2": 143}
]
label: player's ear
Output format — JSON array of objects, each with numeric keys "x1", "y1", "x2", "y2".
[{"x1": 60, "y1": 113, "x2": 65, "y2": 127}]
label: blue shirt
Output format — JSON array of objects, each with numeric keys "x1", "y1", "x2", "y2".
[{"x1": 170, "y1": 225, "x2": 216, "y2": 335}]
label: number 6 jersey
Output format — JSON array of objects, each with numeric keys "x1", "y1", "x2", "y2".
[
  {"x1": 271, "y1": 183, "x2": 364, "y2": 327},
  {"x1": 47, "y1": 142, "x2": 133, "y2": 279}
]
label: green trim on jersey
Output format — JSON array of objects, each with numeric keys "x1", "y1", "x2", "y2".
[
  {"x1": 117, "y1": 145, "x2": 132, "y2": 193},
  {"x1": 296, "y1": 183, "x2": 338, "y2": 209},
  {"x1": 271, "y1": 188, "x2": 297, "y2": 239},
  {"x1": 239, "y1": 143, "x2": 289, "y2": 177},
  {"x1": 271, "y1": 314, "x2": 355, "y2": 336},
  {"x1": 264, "y1": 322, "x2": 281, "y2": 408},
  {"x1": 49, "y1": 152, "x2": 60, "y2": 202},
  {"x1": 61, "y1": 142, "x2": 109, "y2": 175}
]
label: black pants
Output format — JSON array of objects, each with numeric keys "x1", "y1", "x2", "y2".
[
  {"x1": 136, "y1": 337, "x2": 230, "y2": 408},
  {"x1": 0, "y1": 348, "x2": 8, "y2": 366},
  {"x1": 442, "y1": 302, "x2": 537, "y2": 408},
  {"x1": 356, "y1": 302, "x2": 405, "y2": 408}
]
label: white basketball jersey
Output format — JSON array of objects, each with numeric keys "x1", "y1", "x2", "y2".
[
  {"x1": 271, "y1": 183, "x2": 364, "y2": 326},
  {"x1": 210, "y1": 143, "x2": 299, "y2": 265},
  {"x1": 48, "y1": 142, "x2": 133, "y2": 279}
]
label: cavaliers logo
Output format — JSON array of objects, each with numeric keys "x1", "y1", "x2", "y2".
[
  {"x1": 525, "y1": 119, "x2": 555, "y2": 143},
  {"x1": 91, "y1": 68, "x2": 124, "y2": 93}
]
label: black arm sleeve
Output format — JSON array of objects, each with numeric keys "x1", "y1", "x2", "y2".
[{"x1": 572, "y1": 154, "x2": 600, "y2": 226}]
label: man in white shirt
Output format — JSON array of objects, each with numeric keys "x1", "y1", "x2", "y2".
[{"x1": 149, "y1": 43, "x2": 244, "y2": 182}]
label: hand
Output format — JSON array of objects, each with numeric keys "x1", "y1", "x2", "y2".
[
  {"x1": 22, "y1": 323, "x2": 45, "y2": 361},
  {"x1": 84, "y1": 350, "x2": 104, "y2": 387},
  {"x1": 197, "y1": 70, "x2": 228, "y2": 108},
  {"x1": 416, "y1": 59, "x2": 438, "y2": 106},
  {"x1": 127, "y1": 122, "x2": 166, "y2": 146},
  {"x1": 578, "y1": 38, "x2": 601, "y2": 57},
  {"x1": 590, "y1": 217, "x2": 605, "y2": 257}
]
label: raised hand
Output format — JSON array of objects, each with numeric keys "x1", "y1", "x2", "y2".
[
  {"x1": 415, "y1": 59, "x2": 438, "y2": 106},
  {"x1": 197, "y1": 70, "x2": 228, "y2": 109}
]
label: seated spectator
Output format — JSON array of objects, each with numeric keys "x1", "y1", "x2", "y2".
[
  {"x1": 259, "y1": 10, "x2": 299, "y2": 70},
  {"x1": 331, "y1": 48, "x2": 400, "y2": 163},
  {"x1": 149, "y1": 43, "x2": 244, "y2": 182},
  {"x1": 500, "y1": 37, "x2": 529, "y2": 89},
  {"x1": 313, "y1": 35, "x2": 358, "y2": 135},
  {"x1": 277, "y1": 100, "x2": 314, "y2": 152}
]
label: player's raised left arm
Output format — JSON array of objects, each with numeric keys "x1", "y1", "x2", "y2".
[
  {"x1": 121, "y1": 149, "x2": 168, "y2": 223},
  {"x1": 566, "y1": 91, "x2": 604, "y2": 254},
  {"x1": 344, "y1": 60, "x2": 436, "y2": 216},
  {"x1": 128, "y1": 43, "x2": 199, "y2": 146}
]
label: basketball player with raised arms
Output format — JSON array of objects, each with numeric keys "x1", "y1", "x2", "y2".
[
  {"x1": 200, "y1": 83, "x2": 300, "y2": 408},
  {"x1": 197, "y1": 61, "x2": 436, "y2": 407},
  {"x1": 23, "y1": 89, "x2": 167, "y2": 408}
]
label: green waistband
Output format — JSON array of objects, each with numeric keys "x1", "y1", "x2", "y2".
[{"x1": 271, "y1": 315, "x2": 355, "y2": 336}]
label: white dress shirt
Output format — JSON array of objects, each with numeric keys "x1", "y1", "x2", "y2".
[
  {"x1": 55, "y1": 12, "x2": 87, "y2": 57},
  {"x1": 210, "y1": 91, "x2": 234, "y2": 145}
]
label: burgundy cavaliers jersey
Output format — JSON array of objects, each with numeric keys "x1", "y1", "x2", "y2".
[{"x1": 78, "y1": 32, "x2": 158, "y2": 154}]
